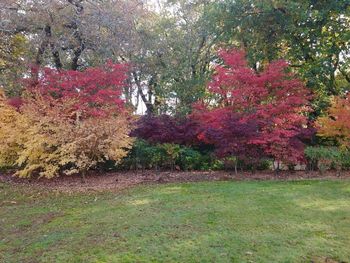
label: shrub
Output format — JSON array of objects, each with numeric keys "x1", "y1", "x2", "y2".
[
  {"x1": 340, "y1": 152, "x2": 350, "y2": 170},
  {"x1": 317, "y1": 94, "x2": 350, "y2": 148},
  {"x1": 121, "y1": 140, "x2": 221, "y2": 171},
  {"x1": 0, "y1": 91, "x2": 133, "y2": 178},
  {"x1": 121, "y1": 139, "x2": 165, "y2": 171},
  {"x1": 304, "y1": 146, "x2": 345, "y2": 174},
  {"x1": 0, "y1": 62, "x2": 134, "y2": 178},
  {"x1": 0, "y1": 90, "x2": 27, "y2": 168},
  {"x1": 159, "y1": 143, "x2": 181, "y2": 170},
  {"x1": 178, "y1": 147, "x2": 205, "y2": 171}
]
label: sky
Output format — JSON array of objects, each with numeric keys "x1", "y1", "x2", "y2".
[{"x1": 145, "y1": 0, "x2": 163, "y2": 11}]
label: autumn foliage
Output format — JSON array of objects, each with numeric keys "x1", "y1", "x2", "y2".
[
  {"x1": 130, "y1": 50, "x2": 313, "y2": 166},
  {"x1": 28, "y1": 61, "x2": 128, "y2": 118},
  {"x1": 317, "y1": 95, "x2": 350, "y2": 148},
  {"x1": 0, "y1": 50, "x2": 317, "y2": 176},
  {"x1": 192, "y1": 50, "x2": 313, "y2": 164},
  {"x1": 132, "y1": 114, "x2": 201, "y2": 146},
  {"x1": 0, "y1": 63, "x2": 133, "y2": 178}
]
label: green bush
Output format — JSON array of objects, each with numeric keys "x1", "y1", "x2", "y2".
[
  {"x1": 304, "y1": 146, "x2": 348, "y2": 173},
  {"x1": 177, "y1": 147, "x2": 203, "y2": 170},
  {"x1": 159, "y1": 143, "x2": 181, "y2": 170},
  {"x1": 341, "y1": 152, "x2": 350, "y2": 169},
  {"x1": 121, "y1": 139, "x2": 165, "y2": 170},
  {"x1": 176, "y1": 147, "x2": 221, "y2": 171},
  {"x1": 120, "y1": 140, "x2": 223, "y2": 171},
  {"x1": 122, "y1": 140, "x2": 282, "y2": 172}
]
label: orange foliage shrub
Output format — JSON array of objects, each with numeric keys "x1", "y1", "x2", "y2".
[{"x1": 317, "y1": 95, "x2": 350, "y2": 148}]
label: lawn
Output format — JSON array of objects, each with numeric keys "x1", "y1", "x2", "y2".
[{"x1": 1, "y1": 180, "x2": 350, "y2": 263}]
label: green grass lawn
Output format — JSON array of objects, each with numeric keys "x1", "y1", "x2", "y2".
[{"x1": 1, "y1": 180, "x2": 350, "y2": 263}]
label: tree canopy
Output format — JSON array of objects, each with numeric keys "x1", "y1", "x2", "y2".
[{"x1": 1, "y1": 0, "x2": 349, "y2": 115}]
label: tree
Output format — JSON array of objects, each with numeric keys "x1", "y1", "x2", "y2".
[
  {"x1": 0, "y1": 0, "x2": 144, "y2": 70},
  {"x1": 191, "y1": 108, "x2": 264, "y2": 163},
  {"x1": 317, "y1": 95, "x2": 350, "y2": 148},
  {"x1": 116, "y1": 0, "x2": 222, "y2": 115},
  {"x1": 0, "y1": 32, "x2": 28, "y2": 97},
  {"x1": 0, "y1": 0, "x2": 221, "y2": 114},
  {"x1": 0, "y1": 63, "x2": 134, "y2": 178},
  {"x1": 27, "y1": 61, "x2": 129, "y2": 118},
  {"x1": 215, "y1": 0, "x2": 350, "y2": 114},
  {"x1": 194, "y1": 49, "x2": 312, "y2": 164},
  {"x1": 0, "y1": 0, "x2": 147, "y2": 110}
]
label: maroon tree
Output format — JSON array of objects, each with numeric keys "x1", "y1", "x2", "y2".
[{"x1": 132, "y1": 114, "x2": 201, "y2": 146}]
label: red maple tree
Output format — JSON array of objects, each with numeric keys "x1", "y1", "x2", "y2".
[
  {"x1": 193, "y1": 49, "x2": 312, "y2": 164},
  {"x1": 26, "y1": 61, "x2": 129, "y2": 118}
]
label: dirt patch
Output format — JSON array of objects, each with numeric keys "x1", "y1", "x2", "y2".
[{"x1": 1, "y1": 170, "x2": 349, "y2": 193}]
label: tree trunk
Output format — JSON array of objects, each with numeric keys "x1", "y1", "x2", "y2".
[
  {"x1": 273, "y1": 160, "x2": 280, "y2": 175},
  {"x1": 81, "y1": 170, "x2": 87, "y2": 184}
]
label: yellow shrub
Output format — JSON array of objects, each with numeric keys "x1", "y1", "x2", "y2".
[
  {"x1": 0, "y1": 91, "x2": 134, "y2": 178},
  {"x1": 0, "y1": 90, "x2": 29, "y2": 167}
]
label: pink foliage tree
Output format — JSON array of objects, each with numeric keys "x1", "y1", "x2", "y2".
[{"x1": 193, "y1": 49, "x2": 313, "y2": 164}]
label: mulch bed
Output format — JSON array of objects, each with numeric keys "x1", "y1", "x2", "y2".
[{"x1": 1, "y1": 170, "x2": 349, "y2": 193}]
